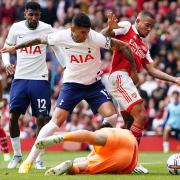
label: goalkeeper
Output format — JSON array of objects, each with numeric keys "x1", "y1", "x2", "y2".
[{"x1": 36, "y1": 128, "x2": 138, "y2": 175}]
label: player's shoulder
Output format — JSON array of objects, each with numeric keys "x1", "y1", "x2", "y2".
[
  {"x1": 89, "y1": 29, "x2": 102, "y2": 39},
  {"x1": 89, "y1": 29, "x2": 99, "y2": 35},
  {"x1": 11, "y1": 20, "x2": 26, "y2": 28},
  {"x1": 117, "y1": 21, "x2": 131, "y2": 27},
  {"x1": 52, "y1": 28, "x2": 70, "y2": 37},
  {"x1": 38, "y1": 21, "x2": 53, "y2": 29}
]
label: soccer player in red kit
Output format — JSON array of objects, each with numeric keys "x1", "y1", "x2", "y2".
[
  {"x1": 102, "y1": 11, "x2": 180, "y2": 173},
  {"x1": 0, "y1": 78, "x2": 11, "y2": 161}
]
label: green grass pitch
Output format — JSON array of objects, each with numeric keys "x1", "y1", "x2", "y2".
[{"x1": 0, "y1": 151, "x2": 180, "y2": 180}]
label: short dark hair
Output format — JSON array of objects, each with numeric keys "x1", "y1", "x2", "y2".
[
  {"x1": 72, "y1": 12, "x2": 91, "y2": 28},
  {"x1": 25, "y1": 1, "x2": 41, "y2": 11},
  {"x1": 172, "y1": 91, "x2": 180, "y2": 96},
  {"x1": 140, "y1": 11, "x2": 154, "y2": 19}
]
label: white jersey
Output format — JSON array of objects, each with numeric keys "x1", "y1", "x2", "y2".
[
  {"x1": 6, "y1": 20, "x2": 53, "y2": 80},
  {"x1": 47, "y1": 28, "x2": 111, "y2": 85}
]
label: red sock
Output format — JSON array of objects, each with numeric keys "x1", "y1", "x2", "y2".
[
  {"x1": 0, "y1": 127, "x2": 9, "y2": 153},
  {"x1": 130, "y1": 124, "x2": 143, "y2": 145}
]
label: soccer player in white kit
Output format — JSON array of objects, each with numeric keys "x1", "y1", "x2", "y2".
[
  {"x1": 1, "y1": 12, "x2": 138, "y2": 174},
  {"x1": 1, "y1": 2, "x2": 64, "y2": 169}
]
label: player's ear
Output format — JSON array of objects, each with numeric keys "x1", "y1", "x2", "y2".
[
  {"x1": 24, "y1": 10, "x2": 27, "y2": 19},
  {"x1": 136, "y1": 18, "x2": 140, "y2": 24},
  {"x1": 71, "y1": 26, "x2": 75, "y2": 32}
]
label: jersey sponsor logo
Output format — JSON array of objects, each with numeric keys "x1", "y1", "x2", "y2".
[
  {"x1": 70, "y1": 54, "x2": 94, "y2": 63},
  {"x1": 20, "y1": 46, "x2": 42, "y2": 54},
  {"x1": 129, "y1": 39, "x2": 146, "y2": 59}
]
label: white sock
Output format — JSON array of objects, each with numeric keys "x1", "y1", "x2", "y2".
[
  {"x1": 11, "y1": 137, "x2": 22, "y2": 156},
  {"x1": 26, "y1": 120, "x2": 60, "y2": 162},
  {"x1": 102, "y1": 114, "x2": 117, "y2": 127},
  {"x1": 163, "y1": 141, "x2": 169, "y2": 153},
  {"x1": 36, "y1": 150, "x2": 44, "y2": 162}
]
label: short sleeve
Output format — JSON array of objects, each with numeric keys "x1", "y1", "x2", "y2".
[
  {"x1": 6, "y1": 24, "x2": 17, "y2": 46},
  {"x1": 46, "y1": 25, "x2": 54, "y2": 34},
  {"x1": 47, "y1": 31, "x2": 64, "y2": 46},
  {"x1": 113, "y1": 21, "x2": 131, "y2": 36},
  {"x1": 90, "y1": 30, "x2": 111, "y2": 49},
  {"x1": 143, "y1": 50, "x2": 153, "y2": 64}
]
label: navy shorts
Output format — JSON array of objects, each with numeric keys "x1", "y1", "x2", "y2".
[
  {"x1": 9, "y1": 79, "x2": 51, "y2": 117},
  {"x1": 56, "y1": 81, "x2": 112, "y2": 114}
]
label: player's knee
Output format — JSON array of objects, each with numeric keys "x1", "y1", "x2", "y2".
[
  {"x1": 70, "y1": 164, "x2": 80, "y2": 174},
  {"x1": 133, "y1": 111, "x2": 147, "y2": 127},
  {"x1": 164, "y1": 125, "x2": 171, "y2": 132}
]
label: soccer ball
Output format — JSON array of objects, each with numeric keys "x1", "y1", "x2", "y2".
[{"x1": 167, "y1": 154, "x2": 180, "y2": 175}]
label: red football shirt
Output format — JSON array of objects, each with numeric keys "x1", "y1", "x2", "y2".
[{"x1": 111, "y1": 21, "x2": 153, "y2": 75}]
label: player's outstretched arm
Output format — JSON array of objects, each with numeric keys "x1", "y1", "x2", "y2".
[
  {"x1": 0, "y1": 37, "x2": 47, "y2": 53},
  {"x1": 144, "y1": 63, "x2": 180, "y2": 85},
  {"x1": 1, "y1": 44, "x2": 15, "y2": 76},
  {"x1": 101, "y1": 12, "x2": 118, "y2": 37},
  {"x1": 111, "y1": 39, "x2": 139, "y2": 85}
]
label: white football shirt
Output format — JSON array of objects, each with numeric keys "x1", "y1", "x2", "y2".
[
  {"x1": 47, "y1": 28, "x2": 111, "y2": 85},
  {"x1": 6, "y1": 20, "x2": 53, "y2": 80}
]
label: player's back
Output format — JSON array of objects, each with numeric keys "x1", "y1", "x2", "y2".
[{"x1": 6, "y1": 20, "x2": 53, "y2": 80}]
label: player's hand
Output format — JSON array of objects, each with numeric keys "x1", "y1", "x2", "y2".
[
  {"x1": 130, "y1": 71, "x2": 139, "y2": 86},
  {"x1": 5, "y1": 64, "x2": 15, "y2": 76},
  {"x1": 175, "y1": 77, "x2": 180, "y2": 86},
  {"x1": 0, "y1": 46, "x2": 16, "y2": 53},
  {"x1": 107, "y1": 12, "x2": 118, "y2": 30}
]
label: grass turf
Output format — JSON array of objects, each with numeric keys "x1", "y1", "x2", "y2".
[{"x1": 0, "y1": 151, "x2": 180, "y2": 180}]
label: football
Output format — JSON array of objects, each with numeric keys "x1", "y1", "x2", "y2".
[{"x1": 167, "y1": 154, "x2": 180, "y2": 175}]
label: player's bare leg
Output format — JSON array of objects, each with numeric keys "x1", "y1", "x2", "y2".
[
  {"x1": 8, "y1": 112, "x2": 23, "y2": 169},
  {"x1": 98, "y1": 101, "x2": 117, "y2": 128},
  {"x1": 122, "y1": 112, "x2": 134, "y2": 129},
  {"x1": 163, "y1": 125, "x2": 171, "y2": 153},
  {"x1": 35, "y1": 115, "x2": 50, "y2": 170},
  {"x1": 43, "y1": 130, "x2": 106, "y2": 176},
  {"x1": 129, "y1": 102, "x2": 149, "y2": 174},
  {"x1": 36, "y1": 129, "x2": 107, "y2": 149},
  {"x1": 19, "y1": 108, "x2": 69, "y2": 173}
]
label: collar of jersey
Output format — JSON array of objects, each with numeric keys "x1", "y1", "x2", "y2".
[
  {"x1": 25, "y1": 21, "x2": 39, "y2": 30},
  {"x1": 132, "y1": 25, "x2": 139, "y2": 35}
]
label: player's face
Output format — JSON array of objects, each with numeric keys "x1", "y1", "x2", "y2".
[
  {"x1": 136, "y1": 16, "x2": 155, "y2": 38},
  {"x1": 71, "y1": 26, "x2": 90, "y2": 42},
  {"x1": 24, "y1": 9, "x2": 41, "y2": 29}
]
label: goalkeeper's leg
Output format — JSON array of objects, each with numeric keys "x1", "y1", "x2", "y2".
[{"x1": 36, "y1": 129, "x2": 107, "y2": 149}]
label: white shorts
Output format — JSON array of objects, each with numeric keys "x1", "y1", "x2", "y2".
[{"x1": 109, "y1": 71, "x2": 143, "y2": 112}]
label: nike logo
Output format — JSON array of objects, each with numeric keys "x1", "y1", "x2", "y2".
[
  {"x1": 65, "y1": 47, "x2": 71, "y2": 49},
  {"x1": 18, "y1": 36, "x2": 24, "y2": 38},
  {"x1": 59, "y1": 99, "x2": 64, "y2": 106},
  {"x1": 39, "y1": 109, "x2": 46, "y2": 112}
]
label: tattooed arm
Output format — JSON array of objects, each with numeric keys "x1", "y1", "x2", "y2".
[
  {"x1": 0, "y1": 36, "x2": 48, "y2": 53},
  {"x1": 110, "y1": 38, "x2": 139, "y2": 85},
  {"x1": 111, "y1": 38, "x2": 136, "y2": 71}
]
